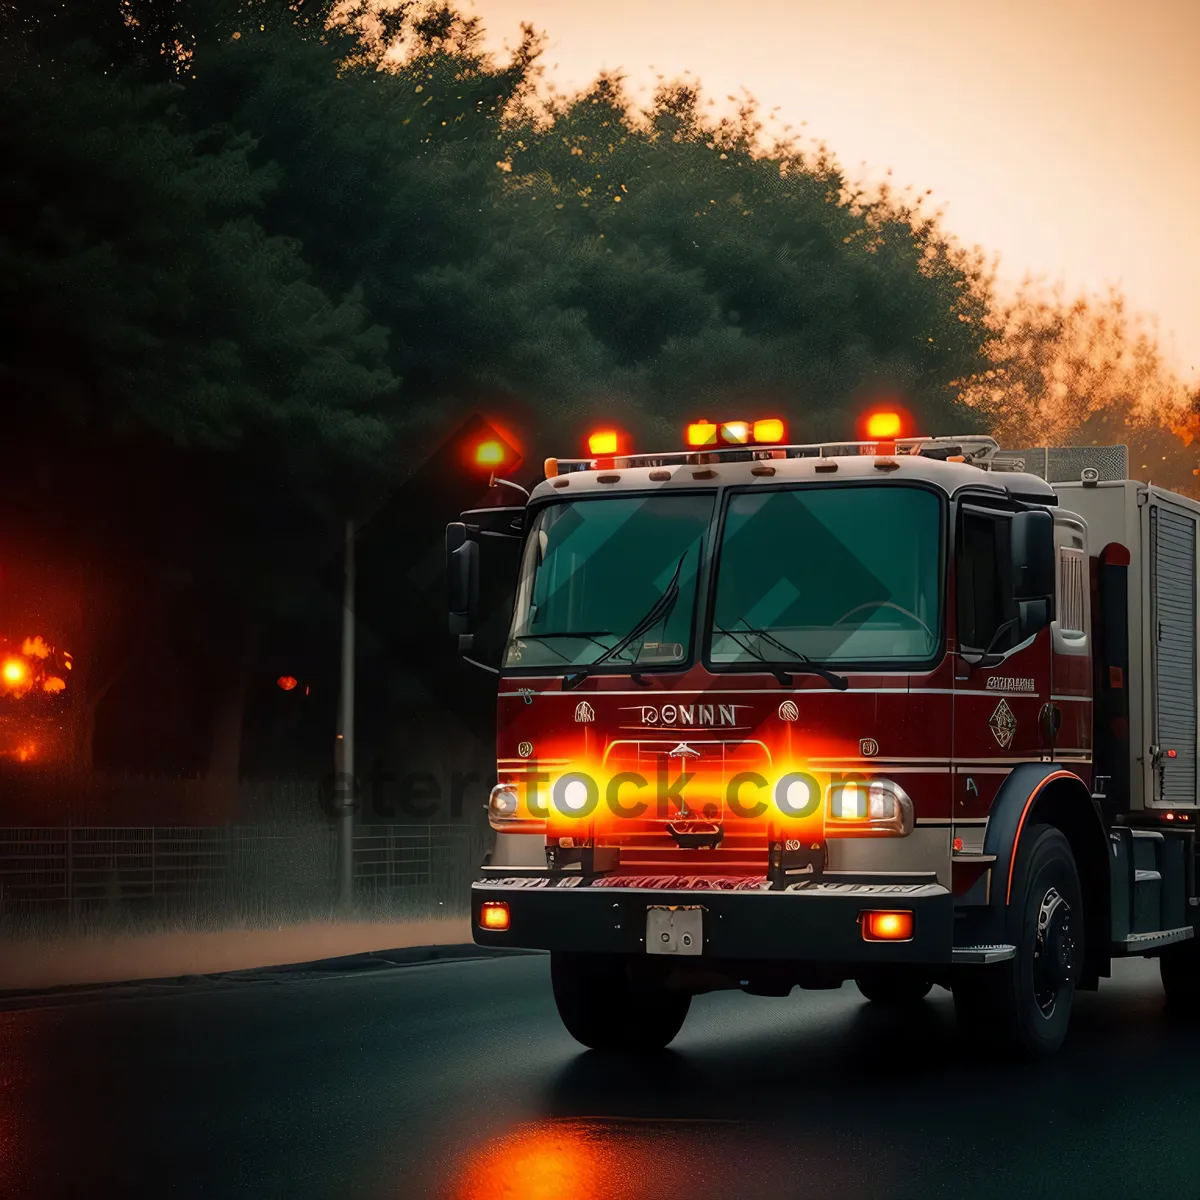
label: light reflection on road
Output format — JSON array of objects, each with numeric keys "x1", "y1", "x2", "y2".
[{"x1": 443, "y1": 1117, "x2": 757, "y2": 1200}]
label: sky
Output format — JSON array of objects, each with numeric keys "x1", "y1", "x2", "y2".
[{"x1": 469, "y1": 0, "x2": 1200, "y2": 382}]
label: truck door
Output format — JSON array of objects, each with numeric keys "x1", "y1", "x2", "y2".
[
  {"x1": 953, "y1": 502, "x2": 1054, "y2": 843},
  {"x1": 1148, "y1": 500, "x2": 1198, "y2": 806}
]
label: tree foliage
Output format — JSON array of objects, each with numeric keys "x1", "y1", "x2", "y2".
[
  {"x1": 2, "y1": 0, "x2": 1193, "y2": 779},
  {"x1": 966, "y1": 284, "x2": 1199, "y2": 494}
]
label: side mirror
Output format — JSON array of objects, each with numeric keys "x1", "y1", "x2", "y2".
[
  {"x1": 1011, "y1": 510, "x2": 1055, "y2": 601},
  {"x1": 445, "y1": 522, "x2": 479, "y2": 637}
]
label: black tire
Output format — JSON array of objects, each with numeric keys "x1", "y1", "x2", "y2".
[
  {"x1": 550, "y1": 952, "x2": 691, "y2": 1051},
  {"x1": 854, "y1": 972, "x2": 933, "y2": 1006},
  {"x1": 952, "y1": 823, "x2": 1082, "y2": 1059},
  {"x1": 1160, "y1": 941, "x2": 1200, "y2": 1013}
]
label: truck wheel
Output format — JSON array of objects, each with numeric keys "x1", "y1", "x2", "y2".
[
  {"x1": 953, "y1": 823, "x2": 1082, "y2": 1059},
  {"x1": 1160, "y1": 941, "x2": 1200, "y2": 1012},
  {"x1": 854, "y1": 972, "x2": 933, "y2": 1006},
  {"x1": 550, "y1": 952, "x2": 691, "y2": 1051}
]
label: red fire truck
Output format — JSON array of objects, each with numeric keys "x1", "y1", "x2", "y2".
[{"x1": 447, "y1": 424, "x2": 1200, "y2": 1058}]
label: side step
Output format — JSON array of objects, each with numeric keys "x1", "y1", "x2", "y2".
[
  {"x1": 952, "y1": 944, "x2": 1016, "y2": 964},
  {"x1": 1112, "y1": 926, "x2": 1195, "y2": 955}
]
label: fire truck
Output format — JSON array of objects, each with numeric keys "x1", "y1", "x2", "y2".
[{"x1": 447, "y1": 422, "x2": 1200, "y2": 1058}]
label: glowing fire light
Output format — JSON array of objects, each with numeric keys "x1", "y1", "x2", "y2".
[
  {"x1": 277, "y1": 675, "x2": 298, "y2": 691},
  {"x1": 2, "y1": 659, "x2": 27, "y2": 685},
  {"x1": 21, "y1": 636, "x2": 50, "y2": 659},
  {"x1": 42, "y1": 677, "x2": 66, "y2": 694}
]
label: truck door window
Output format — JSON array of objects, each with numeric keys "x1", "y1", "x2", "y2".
[{"x1": 957, "y1": 508, "x2": 1019, "y2": 654}]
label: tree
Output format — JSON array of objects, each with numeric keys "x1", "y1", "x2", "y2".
[
  {"x1": 961, "y1": 284, "x2": 1198, "y2": 495},
  {"x1": 0, "y1": 27, "x2": 400, "y2": 789}
]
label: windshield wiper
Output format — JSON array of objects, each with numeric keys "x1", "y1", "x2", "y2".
[
  {"x1": 717, "y1": 618, "x2": 849, "y2": 690},
  {"x1": 562, "y1": 552, "x2": 689, "y2": 689}
]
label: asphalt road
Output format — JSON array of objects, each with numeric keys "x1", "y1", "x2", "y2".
[{"x1": 2, "y1": 952, "x2": 1199, "y2": 1199}]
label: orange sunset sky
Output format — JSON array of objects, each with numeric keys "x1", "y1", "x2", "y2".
[{"x1": 469, "y1": 0, "x2": 1200, "y2": 382}]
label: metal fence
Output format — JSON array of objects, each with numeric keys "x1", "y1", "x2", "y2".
[{"x1": 0, "y1": 823, "x2": 489, "y2": 923}]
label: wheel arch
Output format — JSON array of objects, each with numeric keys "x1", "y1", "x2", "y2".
[{"x1": 982, "y1": 764, "x2": 1110, "y2": 987}]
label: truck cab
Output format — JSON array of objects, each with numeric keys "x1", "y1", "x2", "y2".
[{"x1": 450, "y1": 426, "x2": 1200, "y2": 1058}]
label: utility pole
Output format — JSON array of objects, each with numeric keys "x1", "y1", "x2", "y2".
[{"x1": 335, "y1": 518, "x2": 355, "y2": 909}]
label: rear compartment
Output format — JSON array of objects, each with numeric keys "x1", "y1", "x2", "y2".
[{"x1": 1062, "y1": 480, "x2": 1200, "y2": 812}]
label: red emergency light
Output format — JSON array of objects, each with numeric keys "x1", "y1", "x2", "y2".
[{"x1": 462, "y1": 417, "x2": 523, "y2": 478}]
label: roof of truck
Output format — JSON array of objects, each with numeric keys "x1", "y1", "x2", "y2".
[{"x1": 529, "y1": 448, "x2": 1057, "y2": 506}]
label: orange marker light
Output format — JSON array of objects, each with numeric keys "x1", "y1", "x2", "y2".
[
  {"x1": 480, "y1": 901, "x2": 510, "y2": 931},
  {"x1": 588, "y1": 430, "x2": 620, "y2": 456},
  {"x1": 474, "y1": 440, "x2": 506, "y2": 467},
  {"x1": 752, "y1": 418, "x2": 786, "y2": 444},
  {"x1": 865, "y1": 411, "x2": 903, "y2": 439},
  {"x1": 720, "y1": 420, "x2": 750, "y2": 445},
  {"x1": 685, "y1": 420, "x2": 718, "y2": 447},
  {"x1": 862, "y1": 910, "x2": 913, "y2": 941}
]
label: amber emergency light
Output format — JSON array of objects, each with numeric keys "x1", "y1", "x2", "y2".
[
  {"x1": 480, "y1": 901, "x2": 511, "y2": 931},
  {"x1": 474, "y1": 440, "x2": 506, "y2": 467},
  {"x1": 685, "y1": 418, "x2": 788, "y2": 447},
  {"x1": 588, "y1": 430, "x2": 619, "y2": 456},
  {"x1": 861, "y1": 910, "x2": 914, "y2": 941},
  {"x1": 864, "y1": 410, "x2": 903, "y2": 439}
]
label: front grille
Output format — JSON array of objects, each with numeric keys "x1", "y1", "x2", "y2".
[{"x1": 585, "y1": 738, "x2": 778, "y2": 870}]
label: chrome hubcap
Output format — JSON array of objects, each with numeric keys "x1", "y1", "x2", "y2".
[{"x1": 1032, "y1": 886, "x2": 1074, "y2": 1017}]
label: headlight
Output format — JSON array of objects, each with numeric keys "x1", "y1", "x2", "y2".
[
  {"x1": 827, "y1": 778, "x2": 913, "y2": 835},
  {"x1": 831, "y1": 783, "x2": 867, "y2": 820},
  {"x1": 488, "y1": 783, "x2": 519, "y2": 819},
  {"x1": 561, "y1": 779, "x2": 591, "y2": 812}
]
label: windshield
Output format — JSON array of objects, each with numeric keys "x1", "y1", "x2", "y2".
[
  {"x1": 710, "y1": 485, "x2": 942, "y2": 666},
  {"x1": 505, "y1": 494, "x2": 714, "y2": 670}
]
